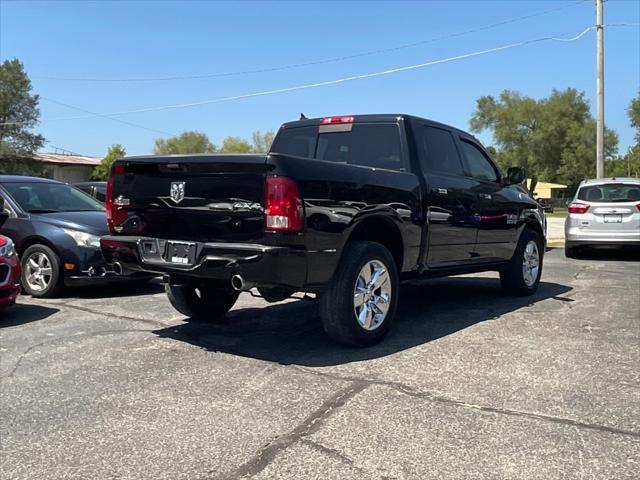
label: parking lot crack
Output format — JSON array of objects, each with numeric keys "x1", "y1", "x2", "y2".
[
  {"x1": 56, "y1": 302, "x2": 168, "y2": 327},
  {"x1": 213, "y1": 381, "x2": 368, "y2": 480},
  {"x1": 289, "y1": 366, "x2": 640, "y2": 439},
  {"x1": 1, "y1": 329, "x2": 151, "y2": 379}
]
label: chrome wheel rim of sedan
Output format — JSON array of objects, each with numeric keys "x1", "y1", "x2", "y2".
[
  {"x1": 522, "y1": 240, "x2": 540, "y2": 287},
  {"x1": 25, "y1": 252, "x2": 53, "y2": 292},
  {"x1": 353, "y1": 259, "x2": 392, "y2": 331}
]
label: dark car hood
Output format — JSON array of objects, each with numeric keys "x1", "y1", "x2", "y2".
[{"x1": 32, "y1": 211, "x2": 109, "y2": 235}]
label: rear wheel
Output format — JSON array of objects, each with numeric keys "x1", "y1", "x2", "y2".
[
  {"x1": 21, "y1": 244, "x2": 64, "y2": 298},
  {"x1": 319, "y1": 241, "x2": 399, "y2": 347},
  {"x1": 500, "y1": 229, "x2": 543, "y2": 296},
  {"x1": 166, "y1": 280, "x2": 239, "y2": 321}
]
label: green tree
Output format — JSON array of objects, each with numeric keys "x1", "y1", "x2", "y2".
[
  {"x1": 219, "y1": 136, "x2": 252, "y2": 153},
  {"x1": 153, "y1": 131, "x2": 216, "y2": 155},
  {"x1": 92, "y1": 144, "x2": 126, "y2": 180},
  {"x1": 607, "y1": 93, "x2": 640, "y2": 178},
  {"x1": 251, "y1": 130, "x2": 275, "y2": 153},
  {"x1": 628, "y1": 91, "x2": 640, "y2": 143},
  {"x1": 470, "y1": 88, "x2": 618, "y2": 190},
  {"x1": 0, "y1": 59, "x2": 45, "y2": 157}
]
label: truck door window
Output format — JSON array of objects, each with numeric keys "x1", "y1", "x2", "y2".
[
  {"x1": 459, "y1": 140, "x2": 499, "y2": 182},
  {"x1": 420, "y1": 126, "x2": 464, "y2": 176},
  {"x1": 316, "y1": 123, "x2": 405, "y2": 171},
  {"x1": 270, "y1": 126, "x2": 317, "y2": 158}
]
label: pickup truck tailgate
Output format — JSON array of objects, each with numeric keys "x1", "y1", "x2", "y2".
[{"x1": 110, "y1": 154, "x2": 267, "y2": 242}]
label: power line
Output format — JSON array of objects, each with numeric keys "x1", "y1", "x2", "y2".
[
  {"x1": 41, "y1": 97, "x2": 176, "y2": 136},
  {"x1": 14, "y1": 27, "x2": 595, "y2": 124},
  {"x1": 30, "y1": 0, "x2": 588, "y2": 83},
  {"x1": 3, "y1": 24, "x2": 635, "y2": 127}
]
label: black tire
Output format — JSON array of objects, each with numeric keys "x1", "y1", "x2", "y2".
[
  {"x1": 20, "y1": 244, "x2": 64, "y2": 298},
  {"x1": 500, "y1": 229, "x2": 544, "y2": 296},
  {"x1": 565, "y1": 244, "x2": 579, "y2": 258},
  {"x1": 319, "y1": 241, "x2": 399, "y2": 347},
  {"x1": 166, "y1": 280, "x2": 239, "y2": 321}
]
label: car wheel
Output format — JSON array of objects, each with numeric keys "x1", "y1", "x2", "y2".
[
  {"x1": 166, "y1": 280, "x2": 239, "y2": 321},
  {"x1": 319, "y1": 241, "x2": 399, "y2": 347},
  {"x1": 500, "y1": 229, "x2": 543, "y2": 296},
  {"x1": 21, "y1": 244, "x2": 64, "y2": 298}
]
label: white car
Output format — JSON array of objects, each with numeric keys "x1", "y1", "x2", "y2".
[{"x1": 564, "y1": 178, "x2": 640, "y2": 257}]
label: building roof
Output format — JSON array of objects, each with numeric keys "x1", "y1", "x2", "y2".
[
  {"x1": 527, "y1": 179, "x2": 567, "y2": 190},
  {"x1": 32, "y1": 153, "x2": 101, "y2": 166}
]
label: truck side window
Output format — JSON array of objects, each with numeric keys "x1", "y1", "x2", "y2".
[
  {"x1": 420, "y1": 126, "x2": 464, "y2": 176},
  {"x1": 270, "y1": 126, "x2": 318, "y2": 158},
  {"x1": 459, "y1": 140, "x2": 499, "y2": 182},
  {"x1": 316, "y1": 123, "x2": 405, "y2": 172}
]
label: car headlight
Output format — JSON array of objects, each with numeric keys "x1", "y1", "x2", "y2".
[
  {"x1": 62, "y1": 229, "x2": 101, "y2": 248},
  {"x1": 0, "y1": 237, "x2": 16, "y2": 258}
]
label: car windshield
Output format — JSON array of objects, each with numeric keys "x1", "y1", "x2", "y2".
[
  {"x1": 577, "y1": 183, "x2": 640, "y2": 203},
  {"x1": 4, "y1": 182, "x2": 105, "y2": 213}
]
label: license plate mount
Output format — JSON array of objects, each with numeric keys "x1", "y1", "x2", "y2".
[
  {"x1": 603, "y1": 215, "x2": 623, "y2": 223},
  {"x1": 166, "y1": 241, "x2": 196, "y2": 265}
]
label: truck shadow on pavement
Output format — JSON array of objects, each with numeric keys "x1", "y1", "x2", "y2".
[
  {"x1": 0, "y1": 304, "x2": 59, "y2": 328},
  {"x1": 153, "y1": 276, "x2": 572, "y2": 367}
]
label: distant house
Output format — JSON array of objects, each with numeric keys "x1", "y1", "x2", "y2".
[
  {"x1": 527, "y1": 179, "x2": 568, "y2": 200},
  {"x1": 0, "y1": 152, "x2": 101, "y2": 183}
]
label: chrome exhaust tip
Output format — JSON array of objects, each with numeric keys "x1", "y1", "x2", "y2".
[
  {"x1": 231, "y1": 274, "x2": 255, "y2": 291},
  {"x1": 112, "y1": 262, "x2": 124, "y2": 276}
]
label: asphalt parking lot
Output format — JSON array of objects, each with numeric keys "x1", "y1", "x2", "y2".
[{"x1": 1, "y1": 247, "x2": 639, "y2": 480}]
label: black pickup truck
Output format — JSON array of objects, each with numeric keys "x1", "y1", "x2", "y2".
[{"x1": 101, "y1": 114, "x2": 545, "y2": 346}]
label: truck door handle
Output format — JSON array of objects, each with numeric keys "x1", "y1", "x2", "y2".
[
  {"x1": 478, "y1": 193, "x2": 492, "y2": 200},
  {"x1": 431, "y1": 188, "x2": 448, "y2": 195}
]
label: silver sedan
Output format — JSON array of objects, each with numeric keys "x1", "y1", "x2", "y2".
[{"x1": 565, "y1": 178, "x2": 640, "y2": 257}]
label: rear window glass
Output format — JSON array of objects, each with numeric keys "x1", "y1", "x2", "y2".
[
  {"x1": 270, "y1": 123, "x2": 405, "y2": 172},
  {"x1": 577, "y1": 183, "x2": 640, "y2": 202},
  {"x1": 270, "y1": 126, "x2": 317, "y2": 158},
  {"x1": 419, "y1": 126, "x2": 464, "y2": 176},
  {"x1": 4, "y1": 182, "x2": 104, "y2": 213}
]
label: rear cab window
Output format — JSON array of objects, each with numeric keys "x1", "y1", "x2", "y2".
[
  {"x1": 577, "y1": 183, "x2": 640, "y2": 202},
  {"x1": 415, "y1": 125, "x2": 465, "y2": 177},
  {"x1": 270, "y1": 122, "x2": 407, "y2": 172}
]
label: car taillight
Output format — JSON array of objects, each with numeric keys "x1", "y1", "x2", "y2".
[
  {"x1": 265, "y1": 176, "x2": 303, "y2": 232},
  {"x1": 106, "y1": 163, "x2": 128, "y2": 233},
  {"x1": 568, "y1": 203, "x2": 590, "y2": 214},
  {"x1": 636, "y1": 203, "x2": 640, "y2": 212},
  {"x1": 320, "y1": 116, "x2": 354, "y2": 125}
]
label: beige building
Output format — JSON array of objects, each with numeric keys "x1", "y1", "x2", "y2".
[
  {"x1": 0, "y1": 152, "x2": 101, "y2": 183},
  {"x1": 527, "y1": 180, "x2": 568, "y2": 200}
]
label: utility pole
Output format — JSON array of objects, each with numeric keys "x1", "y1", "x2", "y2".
[{"x1": 596, "y1": 0, "x2": 605, "y2": 178}]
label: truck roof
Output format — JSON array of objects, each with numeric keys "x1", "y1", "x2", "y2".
[{"x1": 280, "y1": 113, "x2": 470, "y2": 136}]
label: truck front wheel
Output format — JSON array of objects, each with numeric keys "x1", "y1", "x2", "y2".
[
  {"x1": 166, "y1": 280, "x2": 239, "y2": 321},
  {"x1": 320, "y1": 241, "x2": 399, "y2": 347}
]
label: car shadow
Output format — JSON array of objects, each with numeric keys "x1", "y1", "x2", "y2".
[
  {"x1": 153, "y1": 276, "x2": 572, "y2": 367},
  {"x1": 572, "y1": 247, "x2": 640, "y2": 262},
  {"x1": 63, "y1": 278, "x2": 165, "y2": 299},
  {"x1": 0, "y1": 303, "x2": 59, "y2": 327}
]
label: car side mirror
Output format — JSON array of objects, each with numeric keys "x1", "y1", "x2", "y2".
[{"x1": 505, "y1": 166, "x2": 526, "y2": 185}]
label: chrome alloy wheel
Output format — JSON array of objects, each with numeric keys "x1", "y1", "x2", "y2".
[
  {"x1": 25, "y1": 252, "x2": 53, "y2": 292},
  {"x1": 522, "y1": 240, "x2": 540, "y2": 287},
  {"x1": 353, "y1": 259, "x2": 392, "y2": 331}
]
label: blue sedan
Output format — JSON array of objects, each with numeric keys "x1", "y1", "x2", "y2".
[{"x1": 0, "y1": 175, "x2": 151, "y2": 298}]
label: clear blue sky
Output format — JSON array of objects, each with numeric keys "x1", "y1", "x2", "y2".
[{"x1": 1, "y1": 0, "x2": 639, "y2": 158}]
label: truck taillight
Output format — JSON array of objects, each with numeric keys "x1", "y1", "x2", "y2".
[
  {"x1": 106, "y1": 163, "x2": 128, "y2": 234},
  {"x1": 568, "y1": 203, "x2": 590, "y2": 214},
  {"x1": 265, "y1": 176, "x2": 303, "y2": 232}
]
